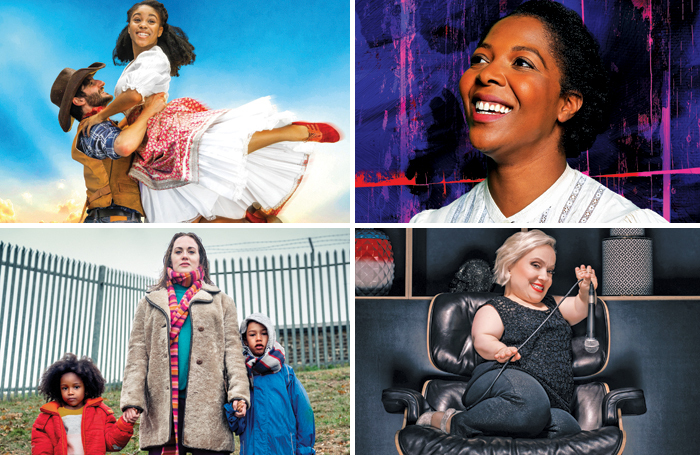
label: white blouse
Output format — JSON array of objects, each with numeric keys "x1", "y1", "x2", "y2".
[
  {"x1": 114, "y1": 45, "x2": 171, "y2": 103},
  {"x1": 410, "y1": 165, "x2": 669, "y2": 224}
]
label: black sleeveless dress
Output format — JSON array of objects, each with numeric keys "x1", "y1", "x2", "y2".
[{"x1": 467, "y1": 295, "x2": 574, "y2": 412}]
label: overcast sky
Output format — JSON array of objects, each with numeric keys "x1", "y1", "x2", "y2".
[
  {"x1": 0, "y1": 226, "x2": 351, "y2": 278},
  {"x1": 0, "y1": 0, "x2": 351, "y2": 223}
]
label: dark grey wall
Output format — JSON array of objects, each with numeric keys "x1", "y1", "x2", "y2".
[
  {"x1": 410, "y1": 228, "x2": 700, "y2": 296},
  {"x1": 596, "y1": 299, "x2": 700, "y2": 453},
  {"x1": 355, "y1": 299, "x2": 437, "y2": 455},
  {"x1": 355, "y1": 298, "x2": 700, "y2": 455}
]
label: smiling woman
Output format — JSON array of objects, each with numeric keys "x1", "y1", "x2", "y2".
[
  {"x1": 70, "y1": 0, "x2": 343, "y2": 224},
  {"x1": 408, "y1": 0, "x2": 667, "y2": 224},
  {"x1": 417, "y1": 229, "x2": 598, "y2": 438}
]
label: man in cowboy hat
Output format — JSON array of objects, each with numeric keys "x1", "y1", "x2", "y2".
[
  {"x1": 51, "y1": 62, "x2": 282, "y2": 223},
  {"x1": 50, "y1": 62, "x2": 167, "y2": 223}
]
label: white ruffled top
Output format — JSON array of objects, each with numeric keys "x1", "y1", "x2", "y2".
[
  {"x1": 114, "y1": 45, "x2": 171, "y2": 111},
  {"x1": 410, "y1": 165, "x2": 669, "y2": 224}
]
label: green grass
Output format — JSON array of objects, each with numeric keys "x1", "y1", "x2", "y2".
[
  {"x1": 0, "y1": 365, "x2": 349, "y2": 455},
  {"x1": 298, "y1": 366, "x2": 350, "y2": 454}
]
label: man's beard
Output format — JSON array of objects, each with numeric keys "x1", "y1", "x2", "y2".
[{"x1": 84, "y1": 92, "x2": 113, "y2": 108}]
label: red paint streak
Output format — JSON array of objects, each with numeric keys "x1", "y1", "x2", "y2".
[
  {"x1": 630, "y1": 0, "x2": 653, "y2": 22},
  {"x1": 355, "y1": 172, "x2": 484, "y2": 188},
  {"x1": 356, "y1": 169, "x2": 700, "y2": 189},
  {"x1": 397, "y1": 0, "x2": 418, "y2": 171},
  {"x1": 591, "y1": 168, "x2": 700, "y2": 178},
  {"x1": 356, "y1": 172, "x2": 416, "y2": 187}
]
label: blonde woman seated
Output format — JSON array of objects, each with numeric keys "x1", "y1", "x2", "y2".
[{"x1": 418, "y1": 229, "x2": 595, "y2": 438}]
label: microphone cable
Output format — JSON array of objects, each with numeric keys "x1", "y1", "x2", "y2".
[{"x1": 465, "y1": 278, "x2": 584, "y2": 412}]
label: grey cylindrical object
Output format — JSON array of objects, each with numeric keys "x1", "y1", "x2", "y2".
[
  {"x1": 610, "y1": 228, "x2": 646, "y2": 237},
  {"x1": 602, "y1": 232, "x2": 653, "y2": 296}
]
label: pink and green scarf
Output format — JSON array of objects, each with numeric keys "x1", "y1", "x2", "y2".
[{"x1": 163, "y1": 266, "x2": 204, "y2": 455}]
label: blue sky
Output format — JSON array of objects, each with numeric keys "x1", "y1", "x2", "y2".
[{"x1": 0, "y1": 0, "x2": 351, "y2": 223}]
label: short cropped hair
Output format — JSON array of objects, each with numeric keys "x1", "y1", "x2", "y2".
[
  {"x1": 493, "y1": 230, "x2": 557, "y2": 286},
  {"x1": 482, "y1": 0, "x2": 610, "y2": 157}
]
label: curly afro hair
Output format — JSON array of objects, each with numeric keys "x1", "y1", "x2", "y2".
[
  {"x1": 113, "y1": 0, "x2": 196, "y2": 77},
  {"x1": 38, "y1": 353, "x2": 105, "y2": 405},
  {"x1": 481, "y1": 0, "x2": 610, "y2": 157}
]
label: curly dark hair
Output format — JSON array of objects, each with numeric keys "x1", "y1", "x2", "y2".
[
  {"x1": 480, "y1": 0, "x2": 610, "y2": 158},
  {"x1": 112, "y1": 0, "x2": 196, "y2": 77},
  {"x1": 37, "y1": 353, "x2": 105, "y2": 405},
  {"x1": 151, "y1": 232, "x2": 214, "y2": 290}
]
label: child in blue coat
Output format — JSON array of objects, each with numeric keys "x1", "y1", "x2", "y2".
[{"x1": 239, "y1": 313, "x2": 315, "y2": 455}]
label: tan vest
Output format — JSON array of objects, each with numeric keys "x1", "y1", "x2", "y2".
[{"x1": 71, "y1": 123, "x2": 145, "y2": 218}]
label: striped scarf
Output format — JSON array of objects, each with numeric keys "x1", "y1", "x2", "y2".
[
  {"x1": 243, "y1": 341, "x2": 286, "y2": 378},
  {"x1": 163, "y1": 266, "x2": 204, "y2": 455}
]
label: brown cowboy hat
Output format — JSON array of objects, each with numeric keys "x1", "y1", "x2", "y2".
[{"x1": 50, "y1": 62, "x2": 106, "y2": 132}]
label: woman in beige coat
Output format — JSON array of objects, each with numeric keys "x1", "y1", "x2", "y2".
[{"x1": 120, "y1": 232, "x2": 250, "y2": 454}]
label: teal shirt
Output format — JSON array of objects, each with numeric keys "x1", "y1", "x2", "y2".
[{"x1": 173, "y1": 284, "x2": 192, "y2": 390}]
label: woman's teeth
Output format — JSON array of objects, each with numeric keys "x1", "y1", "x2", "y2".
[{"x1": 475, "y1": 100, "x2": 512, "y2": 114}]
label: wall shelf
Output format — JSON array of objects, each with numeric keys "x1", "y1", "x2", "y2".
[{"x1": 356, "y1": 228, "x2": 700, "y2": 299}]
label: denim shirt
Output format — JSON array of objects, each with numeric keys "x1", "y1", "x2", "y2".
[{"x1": 76, "y1": 120, "x2": 122, "y2": 160}]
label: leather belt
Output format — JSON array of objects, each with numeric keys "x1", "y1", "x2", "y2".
[{"x1": 85, "y1": 207, "x2": 142, "y2": 222}]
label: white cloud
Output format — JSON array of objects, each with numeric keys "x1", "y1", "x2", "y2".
[
  {"x1": 55, "y1": 198, "x2": 82, "y2": 223},
  {"x1": 0, "y1": 198, "x2": 17, "y2": 223},
  {"x1": 0, "y1": 171, "x2": 85, "y2": 223}
]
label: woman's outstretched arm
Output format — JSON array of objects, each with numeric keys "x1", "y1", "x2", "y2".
[
  {"x1": 558, "y1": 265, "x2": 598, "y2": 326},
  {"x1": 81, "y1": 89, "x2": 143, "y2": 136},
  {"x1": 120, "y1": 298, "x2": 150, "y2": 413},
  {"x1": 222, "y1": 294, "x2": 251, "y2": 409},
  {"x1": 113, "y1": 92, "x2": 167, "y2": 156}
]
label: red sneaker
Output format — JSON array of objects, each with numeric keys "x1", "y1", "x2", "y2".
[{"x1": 292, "y1": 122, "x2": 342, "y2": 143}]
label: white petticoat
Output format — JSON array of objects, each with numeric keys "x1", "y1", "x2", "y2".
[{"x1": 139, "y1": 96, "x2": 311, "y2": 223}]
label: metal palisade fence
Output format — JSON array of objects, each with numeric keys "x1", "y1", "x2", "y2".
[
  {"x1": 211, "y1": 250, "x2": 350, "y2": 370},
  {"x1": 0, "y1": 242, "x2": 350, "y2": 400}
]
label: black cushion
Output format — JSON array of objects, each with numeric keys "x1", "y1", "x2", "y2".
[
  {"x1": 428, "y1": 292, "x2": 610, "y2": 378},
  {"x1": 397, "y1": 425, "x2": 623, "y2": 455}
]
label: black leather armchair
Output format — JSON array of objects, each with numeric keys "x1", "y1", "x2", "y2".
[{"x1": 381, "y1": 292, "x2": 647, "y2": 455}]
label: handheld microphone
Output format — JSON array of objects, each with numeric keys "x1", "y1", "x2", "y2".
[{"x1": 584, "y1": 283, "x2": 599, "y2": 354}]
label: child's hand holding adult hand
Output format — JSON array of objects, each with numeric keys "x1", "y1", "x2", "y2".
[
  {"x1": 123, "y1": 407, "x2": 141, "y2": 424},
  {"x1": 232, "y1": 400, "x2": 247, "y2": 417}
]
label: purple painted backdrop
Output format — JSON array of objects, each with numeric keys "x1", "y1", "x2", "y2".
[{"x1": 356, "y1": 0, "x2": 700, "y2": 222}]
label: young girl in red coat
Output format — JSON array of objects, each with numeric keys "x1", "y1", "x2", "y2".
[{"x1": 31, "y1": 353, "x2": 137, "y2": 454}]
